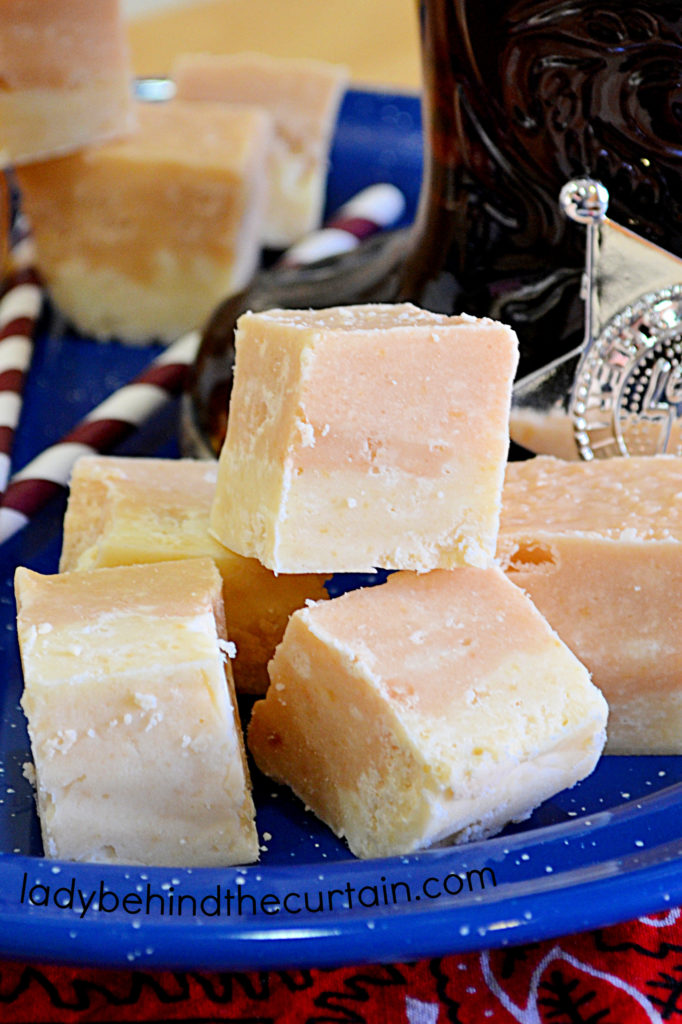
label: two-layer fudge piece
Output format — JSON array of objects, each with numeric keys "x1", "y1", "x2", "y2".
[
  {"x1": 210, "y1": 303, "x2": 519, "y2": 573},
  {"x1": 15, "y1": 557, "x2": 258, "y2": 866},
  {"x1": 498, "y1": 454, "x2": 682, "y2": 754},
  {"x1": 248, "y1": 567, "x2": 608, "y2": 859},
  {"x1": 60, "y1": 454, "x2": 329, "y2": 693},
  {"x1": 173, "y1": 52, "x2": 348, "y2": 247},
  {"x1": 0, "y1": 0, "x2": 135, "y2": 167},
  {"x1": 16, "y1": 98, "x2": 272, "y2": 343}
]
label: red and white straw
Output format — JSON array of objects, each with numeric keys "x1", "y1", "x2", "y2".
[
  {"x1": 0, "y1": 248, "x2": 42, "y2": 496},
  {"x1": 278, "y1": 183, "x2": 405, "y2": 268},
  {"x1": 0, "y1": 331, "x2": 199, "y2": 544}
]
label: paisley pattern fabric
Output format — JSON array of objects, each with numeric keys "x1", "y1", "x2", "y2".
[{"x1": 3, "y1": 910, "x2": 682, "y2": 1021}]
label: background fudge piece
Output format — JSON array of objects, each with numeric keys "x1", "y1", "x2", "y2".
[
  {"x1": 15, "y1": 558, "x2": 259, "y2": 866},
  {"x1": 498, "y1": 453, "x2": 682, "y2": 755},
  {"x1": 60, "y1": 454, "x2": 329, "y2": 694},
  {"x1": 248, "y1": 566, "x2": 607, "y2": 859},
  {"x1": 15, "y1": 98, "x2": 272, "y2": 344},
  {"x1": 0, "y1": 0, "x2": 135, "y2": 167},
  {"x1": 173, "y1": 51, "x2": 348, "y2": 247},
  {"x1": 210, "y1": 303, "x2": 519, "y2": 573}
]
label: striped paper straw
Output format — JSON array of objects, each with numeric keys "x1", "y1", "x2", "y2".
[
  {"x1": 0, "y1": 200, "x2": 42, "y2": 495},
  {"x1": 278, "y1": 183, "x2": 405, "y2": 268},
  {"x1": 0, "y1": 266, "x2": 42, "y2": 496},
  {"x1": 0, "y1": 330, "x2": 199, "y2": 544}
]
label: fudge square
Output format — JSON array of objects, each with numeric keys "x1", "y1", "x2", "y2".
[
  {"x1": 173, "y1": 51, "x2": 348, "y2": 248},
  {"x1": 15, "y1": 558, "x2": 259, "y2": 867},
  {"x1": 15, "y1": 98, "x2": 272, "y2": 344},
  {"x1": 0, "y1": 0, "x2": 135, "y2": 167},
  {"x1": 497, "y1": 454, "x2": 682, "y2": 755},
  {"x1": 210, "y1": 304, "x2": 519, "y2": 573},
  {"x1": 60, "y1": 454, "x2": 329, "y2": 694},
  {"x1": 248, "y1": 566, "x2": 607, "y2": 859}
]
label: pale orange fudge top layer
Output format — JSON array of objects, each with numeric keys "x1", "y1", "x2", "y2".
[
  {"x1": 290, "y1": 566, "x2": 581, "y2": 719},
  {"x1": 16, "y1": 557, "x2": 225, "y2": 641},
  {"x1": 0, "y1": 0, "x2": 130, "y2": 89},
  {"x1": 243, "y1": 306, "x2": 512, "y2": 486},
  {"x1": 173, "y1": 52, "x2": 347, "y2": 149},
  {"x1": 499, "y1": 454, "x2": 682, "y2": 552}
]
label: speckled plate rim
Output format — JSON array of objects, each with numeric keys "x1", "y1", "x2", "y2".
[{"x1": 1, "y1": 774, "x2": 682, "y2": 970}]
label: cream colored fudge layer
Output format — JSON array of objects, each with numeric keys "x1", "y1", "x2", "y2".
[
  {"x1": 0, "y1": 0, "x2": 135, "y2": 167},
  {"x1": 498, "y1": 454, "x2": 682, "y2": 754},
  {"x1": 173, "y1": 52, "x2": 347, "y2": 248},
  {"x1": 15, "y1": 99, "x2": 271, "y2": 343},
  {"x1": 60, "y1": 455, "x2": 329, "y2": 694},
  {"x1": 210, "y1": 304, "x2": 519, "y2": 573},
  {"x1": 15, "y1": 558, "x2": 259, "y2": 866},
  {"x1": 248, "y1": 566, "x2": 607, "y2": 859}
]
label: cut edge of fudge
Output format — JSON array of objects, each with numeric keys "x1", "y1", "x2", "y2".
[
  {"x1": 0, "y1": 0, "x2": 136, "y2": 168},
  {"x1": 15, "y1": 557, "x2": 259, "y2": 867},
  {"x1": 59, "y1": 453, "x2": 330, "y2": 695},
  {"x1": 210, "y1": 304, "x2": 519, "y2": 574},
  {"x1": 14, "y1": 99, "x2": 273, "y2": 344},
  {"x1": 172, "y1": 50, "x2": 349, "y2": 247},
  {"x1": 498, "y1": 453, "x2": 682, "y2": 754},
  {"x1": 248, "y1": 566, "x2": 607, "y2": 859}
]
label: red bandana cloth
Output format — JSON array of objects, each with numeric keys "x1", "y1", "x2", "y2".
[{"x1": 0, "y1": 909, "x2": 679, "y2": 1022}]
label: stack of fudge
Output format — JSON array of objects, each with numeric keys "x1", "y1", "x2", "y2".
[
  {"x1": 9, "y1": 5, "x2": 681, "y2": 874},
  {"x1": 0, "y1": 0, "x2": 347, "y2": 343},
  {"x1": 16, "y1": 302, "x2": 619, "y2": 867}
]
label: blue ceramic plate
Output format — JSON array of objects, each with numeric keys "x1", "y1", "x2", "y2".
[{"x1": 2, "y1": 90, "x2": 682, "y2": 971}]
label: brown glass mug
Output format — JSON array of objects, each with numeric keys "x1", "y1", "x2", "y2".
[{"x1": 184, "y1": 0, "x2": 682, "y2": 457}]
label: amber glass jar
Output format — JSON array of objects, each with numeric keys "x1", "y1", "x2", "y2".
[{"x1": 186, "y1": 0, "x2": 682, "y2": 456}]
